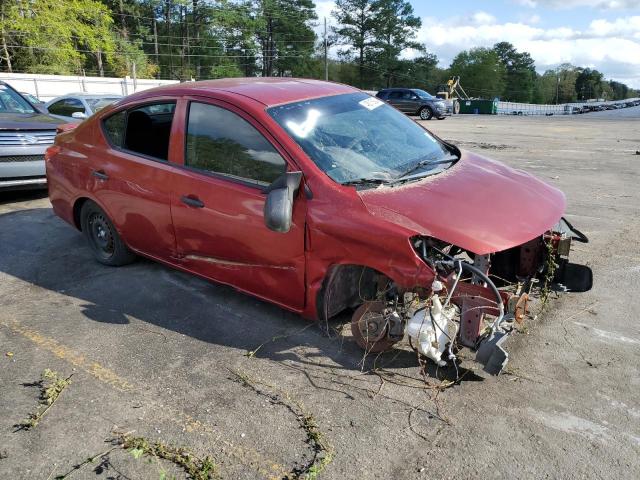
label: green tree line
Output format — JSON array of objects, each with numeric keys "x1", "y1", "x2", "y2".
[{"x1": 0, "y1": 0, "x2": 637, "y2": 102}]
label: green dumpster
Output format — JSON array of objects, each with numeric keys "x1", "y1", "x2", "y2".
[{"x1": 458, "y1": 99, "x2": 497, "y2": 114}]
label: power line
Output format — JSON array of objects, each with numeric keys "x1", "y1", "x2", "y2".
[
  {"x1": 4, "y1": 44, "x2": 311, "y2": 60},
  {"x1": 5, "y1": 32, "x2": 318, "y2": 52},
  {"x1": 111, "y1": 6, "x2": 319, "y2": 26},
  {"x1": 109, "y1": 9, "x2": 319, "y2": 39}
]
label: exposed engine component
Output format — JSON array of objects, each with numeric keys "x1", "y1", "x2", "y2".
[
  {"x1": 348, "y1": 218, "x2": 592, "y2": 376},
  {"x1": 405, "y1": 281, "x2": 456, "y2": 366}
]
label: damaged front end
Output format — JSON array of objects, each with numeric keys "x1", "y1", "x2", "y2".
[{"x1": 350, "y1": 218, "x2": 592, "y2": 375}]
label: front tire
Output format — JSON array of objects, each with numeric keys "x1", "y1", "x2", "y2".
[
  {"x1": 419, "y1": 107, "x2": 433, "y2": 120},
  {"x1": 80, "y1": 201, "x2": 136, "y2": 266}
]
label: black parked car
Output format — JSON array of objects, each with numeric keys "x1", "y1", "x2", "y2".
[{"x1": 376, "y1": 88, "x2": 449, "y2": 120}]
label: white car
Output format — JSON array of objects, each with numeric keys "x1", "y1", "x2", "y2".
[{"x1": 45, "y1": 93, "x2": 122, "y2": 120}]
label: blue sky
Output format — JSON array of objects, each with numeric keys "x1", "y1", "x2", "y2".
[{"x1": 315, "y1": 0, "x2": 640, "y2": 87}]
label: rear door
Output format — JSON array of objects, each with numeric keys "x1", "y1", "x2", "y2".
[
  {"x1": 89, "y1": 100, "x2": 179, "y2": 259},
  {"x1": 406, "y1": 90, "x2": 422, "y2": 113},
  {"x1": 385, "y1": 90, "x2": 405, "y2": 110},
  {"x1": 169, "y1": 97, "x2": 307, "y2": 310},
  {"x1": 388, "y1": 90, "x2": 415, "y2": 112}
]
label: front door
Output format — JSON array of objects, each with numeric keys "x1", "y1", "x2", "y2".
[{"x1": 170, "y1": 98, "x2": 307, "y2": 311}]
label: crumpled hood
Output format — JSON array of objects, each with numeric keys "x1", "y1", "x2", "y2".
[{"x1": 358, "y1": 150, "x2": 566, "y2": 255}]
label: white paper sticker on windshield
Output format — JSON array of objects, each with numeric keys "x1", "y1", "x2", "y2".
[{"x1": 359, "y1": 97, "x2": 384, "y2": 111}]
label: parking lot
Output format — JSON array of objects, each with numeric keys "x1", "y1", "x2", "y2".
[{"x1": 1, "y1": 109, "x2": 639, "y2": 479}]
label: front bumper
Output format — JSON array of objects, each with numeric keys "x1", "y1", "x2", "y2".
[
  {"x1": 435, "y1": 104, "x2": 453, "y2": 117},
  {"x1": 0, "y1": 147, "x2": 48, "y2": 190}
]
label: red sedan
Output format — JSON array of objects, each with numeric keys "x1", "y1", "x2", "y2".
[{"x1": 46, "y1": 78, "x2": 590, "y2": 374}]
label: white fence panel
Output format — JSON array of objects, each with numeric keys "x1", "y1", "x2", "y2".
[
  {"x1": 497, "y1": 98, "x2": 640, "y2": 116},
  {"x1": 0, "y1": 73, "x2": 178, "y2": 101}
]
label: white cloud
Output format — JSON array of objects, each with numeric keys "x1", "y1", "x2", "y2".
[
  {"x1": 314, "y1": 0, "x2": 336, "y2": 25},
  {"x1": 415, "y1": 14, "x2": 640, "y2": 87},
  {"x1": 469, "y1": 11, "x2": 497, "y2": 25},
  {"x1": 315, "y1": 2, "x2": 640, "y2": 87},
  {"x1": 515, "y1": 0, "x2": 640, "y2": 9}
]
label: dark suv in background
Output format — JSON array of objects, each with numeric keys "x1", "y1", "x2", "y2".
[
  {"x1": 0, "y1": 81, "x2": 63, "y2": 190},
  {"x1": 376, "y1": 88, "x2": 449, "y2": 120}
]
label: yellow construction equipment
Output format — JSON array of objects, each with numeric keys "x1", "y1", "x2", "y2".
[{"x1": 436, "y1": 76, "x2": 469, "y2": 114}]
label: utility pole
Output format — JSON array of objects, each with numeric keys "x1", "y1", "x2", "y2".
[
  {"x1": 555, "y1": 69, "x2": 559, "y2": 105},
  {"x1": 323, "y1": 17, "x2": 328, "y2": 81}
]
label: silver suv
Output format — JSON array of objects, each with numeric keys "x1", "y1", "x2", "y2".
[{"x1": 0, "y1": 81, "x2": 63, "y2": 190}]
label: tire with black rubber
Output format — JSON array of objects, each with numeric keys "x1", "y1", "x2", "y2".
[
  {"x1": 80, "y1": 201, "x2": 136, "y2": 266},
  {"x1": 419, "y1": 106, "x2": 433, "y2": 120}
]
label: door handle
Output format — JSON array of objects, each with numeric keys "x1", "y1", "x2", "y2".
[
  {"x1": 180, "y1": 195, "x2": 204, "y2": 208},
  {"x1": 92, "y1": 169, "x2": 109, "y2": 180}
]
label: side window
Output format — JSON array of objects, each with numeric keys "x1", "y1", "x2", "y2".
[
  {"x1": 388, "y1": 91, "x2": 402, "y2": 99},
  {"x1": 101, "y1": 102, "x2": 175, "y2": 161},
  {"x1": 47, "y1": 100, "x2": 68, "y2": 115},
  {"x1": 49, "y1": 98, "x2": 85, "y2": 117},
  {"x1": 401, "y1": 91, "x2": 413, "y2": 100},
  {"x1": 185, "y1": 102, "x2": 286, "y2": 186},
  {"x1": 123, "y1": 103, "x2": 175, "y2": 161},
  {"x1": 65, "y1": 98, "x2": 85, "y2": 115},
  {"x1": 103, "y1": 110, "x2": 126, "y2": 147}
]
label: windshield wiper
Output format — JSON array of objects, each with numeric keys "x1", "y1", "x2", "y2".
[
  {"x1": 341, "y1": 177, "x2": 390, "y2": 187},
  {"x1": 395, "y1": 155, "x2": 458, "y2": 181}
]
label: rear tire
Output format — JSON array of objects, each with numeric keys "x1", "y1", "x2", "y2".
[
  {"x1": 80, "y1": 201, "x2": 136, "y2": 266},
  {"x1": 419, "y1": 107, "x2": 433, "y2": 120}
]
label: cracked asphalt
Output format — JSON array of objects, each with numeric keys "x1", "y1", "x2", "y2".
[{"x1": 1, "y1": 108, "x2": 639, "y2": 479}]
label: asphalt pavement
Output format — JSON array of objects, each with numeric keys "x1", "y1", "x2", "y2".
[{"x1": 1, "y1": 110, "x2": 639, "y2": 479}]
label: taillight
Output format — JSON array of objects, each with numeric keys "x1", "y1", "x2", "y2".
[
  {"x1": 56, "y1": 123, "x2": 78, "y2": 134},
  {"x1": 44, "y1": 145, "x2": 60, "y2": 162}
]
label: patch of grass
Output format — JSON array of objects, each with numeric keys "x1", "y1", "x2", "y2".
[
  {"x1": 54, "y1": 433, "x2": 217, "y2": 480},
  {"x1": 15, "y1": 369, "x2": 72, "y2": 431},
  {"x1": 229, "y1": 369, "x2": 334, "y2": 479},
  {"x1": 539, "y1": 237, "x2": 558, "y2": 309},
  {"x1": 120, "y1": 434, "x2": 217, "y2": 480}
]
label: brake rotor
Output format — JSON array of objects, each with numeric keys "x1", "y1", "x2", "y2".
[{"x1": 350, "y1": 301, "x2": 399, "y2": 353}]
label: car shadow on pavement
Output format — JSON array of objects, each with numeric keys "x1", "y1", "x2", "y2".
[
  {"x1": 0, "y1": 189, "x2": 48, "y2": 206},
  {"x1": 0, "y1": 207, "x2": 483, "y2": 381}
]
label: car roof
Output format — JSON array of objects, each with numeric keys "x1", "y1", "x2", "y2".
[
  {"x1": 124, "y1": 78, "x2": 359, "y2": 107},
  {"x1": 61, "y1": 93, "x2": 122, "y2": 98},
  {"x1": 47, "y1": 94, "x2": 121, "y2": 102}
]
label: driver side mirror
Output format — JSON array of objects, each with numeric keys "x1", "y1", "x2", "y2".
[{"x1": 263, "y1": 171, "x2": 303, "y2": 233}]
